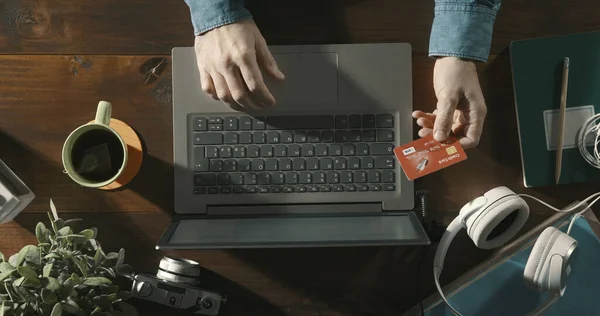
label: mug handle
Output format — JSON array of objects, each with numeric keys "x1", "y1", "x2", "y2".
[{"x1": 95, "y1": 101, "x2": 112, "y2": 126}]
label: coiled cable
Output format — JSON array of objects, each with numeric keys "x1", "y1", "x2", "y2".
[{"x1": 578, "y1": 113, "x2": 600, "y2": 169}]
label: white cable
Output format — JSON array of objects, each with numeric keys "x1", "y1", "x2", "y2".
[
  {"x1": 578, "y1": 113, "x2": 600, "y2": 169},
  {"x1": 518, "y1": 192, "x2": 600, "y2": 213},
  {"x1": 566, "y1": 199, "x2": 598, "y2": 234},
  {"x1": 519, "y1": 192, "x2": 600, "y2": 235},
  {"x1": 434, "y1": 270, "x2": 462, "y2": 316}
]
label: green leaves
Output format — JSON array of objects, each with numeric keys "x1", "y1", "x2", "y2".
[
  {"x1": 57, "y1": 226, "x2": 72, "y2": 237},
  {"x1": 49, "y1": 199, "x2": 58, "y2": 222},
  {"x1": 13, "y1": 284, "x2": 35, "y2": 301},
  {"x1": 13, "y1": 275, "x2": 40, "y2": 288},
  {"x1": 43, "y1": 264, "x2": 53, "y2": 278},
  {"x1": 71, "y1": 257, "x2": 88, "y2": 278},
  {"x1": 91, "y1": 294, "x2": 113, "y2": 311},
  {"x1": 79, "y1": 229, "x2": 95, "y2": 240},
  {"x1": 14, "y1": 249, "x2": 25, "y2": 267},
  {"x1": 0, "y1": 262, "x2": 14, "y2": 274},
  {"x1": 0, "y1": 268, "x2": 15, "y2": 282},
  {"x1": 114, "y1": 248, "x2": 133, "y2": 276},
  {"x1": 48, "y1": 212, "x2": 58, "y2": 234},
  {"x1": 13, "y1": 277, "x2": 25, "y2": 287},
  {"x1": 71, "y1": 273, "x2": 82, "y2": 285},
  {"x1": 17, "y1": 266, "x2": 38, "y2": 280},
  {"x1": 7, "y1": 255, "x2": 16, "y2": 268},
  {"x1": 50, "y1": 302, "x2": 62, "y2": 316},
  {"x1": 4, "y1": 283, "x2": 17, "y2": 301},
  {"x1": 36, "y1": 222, "x2": 49, "y2": 244},
  {"x1": 93, "y1": 249, "x2": 103, "y2": 267},
  {"x1": 63, "y1": 218, "x2": 83, "y2": 226},
  {"x1": 17, "y1": 245, "x2": 40, "y2": 266},
  {"x1": 116, "y1": 264, "x2": 133, "y2": 276},
  {"x1": 98, "y1": 267, "x2": 116, "y2": 279},
  {"x1": 62, "y1": 298, "x2": 84, "y2": 316},
  {"x1": 59, "y1": 277, "x2": 76, "y2": 301},
  {"x1": 38, "y1": 243, "x2": 51, "y2": 253},
  {"x1": 44, "y1": 253, "x2": 61, "y2": 260},
  {"x1": 0, "y1": 199, "x2": 137, "y2": 316},
  {"x1": 41, "y1": 288, "x2": 57, "y2": 304},
  {"x1": 45, "y1": 277, "x2": 61, "y2": 291},
  {"x1": 88, "y1": 239, "x2": 101, "y2": 252},
  {"x1": 83, "y1": 277, "x2": 112, "y2": 286}
]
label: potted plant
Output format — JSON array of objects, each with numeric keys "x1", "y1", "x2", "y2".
[{"x1": 0, "y1": 200, "x2": 138, "y2": 316}]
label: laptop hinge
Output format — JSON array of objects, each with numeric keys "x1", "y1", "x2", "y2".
[{"x1": 206, "y1": 203, "x2": 381, "y2": 216}]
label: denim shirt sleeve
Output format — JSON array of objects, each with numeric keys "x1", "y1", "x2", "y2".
[
  {"x1": 183, "y1": 0, "x2": 253, "y2": 35},
  {"x1": 429, "y1": 0, "x2": 502, "y2": 62}
]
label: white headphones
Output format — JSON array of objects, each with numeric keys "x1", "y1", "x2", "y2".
[{"x1": 434, "y1": 186, "x2": 600, "y2": 316}]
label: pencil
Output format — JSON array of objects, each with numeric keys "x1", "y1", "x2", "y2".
[{"x1": 555, "y1": 57, "x2": 569, "y2": 185}]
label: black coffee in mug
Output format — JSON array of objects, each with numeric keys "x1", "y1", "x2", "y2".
[{"x1": 70, "y1": 129, "x2": 125, "y2": 182}]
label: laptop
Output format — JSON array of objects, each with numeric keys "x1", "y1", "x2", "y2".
[{"x1": 156, "y1": 43, "x2": 430, "y2": 249}]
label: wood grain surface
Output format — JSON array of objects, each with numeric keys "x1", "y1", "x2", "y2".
[{"x1": 1, "y1": 0, "x2": 600, "y2": 315}]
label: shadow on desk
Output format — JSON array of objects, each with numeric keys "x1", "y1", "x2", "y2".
[
  {"x1": 0, "y1": 130, "x2": 285, "y2": 315},
  {"x1": 228, "y1": 245, "x2": 430, "y2": 316},
  {"x1": 480, "y1": 47, "x2": 522, "y2": 172},
  {"x1": 0, "y1": 129, "x2": 162, "y2": 248},
  {"x1": 247, "y1": 0, "x2": 359, "y2": 45},
  {"x1": 106, "y1": 125, "x2": 174, "y2": 213}
]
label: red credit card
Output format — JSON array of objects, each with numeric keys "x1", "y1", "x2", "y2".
[{"x1": 394, "y1": 134, "x2": 467, "y2": 180}]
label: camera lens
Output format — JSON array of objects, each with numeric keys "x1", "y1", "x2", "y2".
[
  {"x1": 200, "y1": 297, "x2": 214, "y2": 309},
  {"x1": 156, "y1": 256, "x2": 201, "y2": 285}
]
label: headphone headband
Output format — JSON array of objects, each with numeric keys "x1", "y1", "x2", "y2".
[{"x1": 433, "y1": 186, "x2": 585, "y2": 316}]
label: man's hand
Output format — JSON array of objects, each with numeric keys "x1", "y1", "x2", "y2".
[
  {"x1": 194, "y1": 19, "x2": 285, "y2": 111},
  {"x1": 412, "y1": 57, "x2": 487, "y2": 149}
]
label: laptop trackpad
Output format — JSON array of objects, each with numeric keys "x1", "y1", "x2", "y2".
[{"x1": 266, "y1": 53, "x2": 338, "y2": 106}]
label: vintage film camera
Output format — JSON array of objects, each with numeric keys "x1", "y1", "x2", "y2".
[
  {"x1": 0, "y1": 158, "x2": 35, "y2": 224},
  {"x1": 130, "y1": 256, "x2": 226, "y2": 315}
]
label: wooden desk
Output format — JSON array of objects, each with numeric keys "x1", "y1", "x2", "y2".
[{"x1": 1, "y1": 1, "x2": 600, "y2": 315}]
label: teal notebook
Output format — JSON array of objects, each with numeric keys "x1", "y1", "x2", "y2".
[{"x1": 510, "y1": 31, "x2": 600, "y2": 188}]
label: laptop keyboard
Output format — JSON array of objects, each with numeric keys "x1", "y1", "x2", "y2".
[{"x1": 191, "y1": 114, "x2": 396, "y2": 195}]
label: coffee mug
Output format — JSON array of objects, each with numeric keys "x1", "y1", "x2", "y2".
[{"x1": 62, "y1": 101, "x2": 128, "y2": 188}]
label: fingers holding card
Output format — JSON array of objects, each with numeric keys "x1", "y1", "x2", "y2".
[{"x1": 394, "y1": 134, "x2": 467, "y2": 180}]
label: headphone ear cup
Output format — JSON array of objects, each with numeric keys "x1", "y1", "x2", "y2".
[
  {"x1": 467, "y1": 194, "x2": 529, "y2": 249},
  {"x1": 524, "y1": 227, "x2": 558, "y2": 291},
  {"x1": 525, "y1": 227, "x2": 578, "y2": 295}
]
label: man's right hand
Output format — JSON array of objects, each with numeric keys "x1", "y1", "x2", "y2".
[{"x1": 194, "y1": 19, "x2": 285, "y2": 111}]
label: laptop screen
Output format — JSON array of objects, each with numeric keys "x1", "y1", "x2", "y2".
[{"x1": 157, "y1": 213, "x2": 430, "y2": 249}]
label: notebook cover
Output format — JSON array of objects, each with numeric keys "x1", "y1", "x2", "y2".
[{"x1": 509, "y1": 31, "x2": 600, "y2": 187}]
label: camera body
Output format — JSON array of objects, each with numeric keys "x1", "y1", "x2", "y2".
[{"x1": 130, "y1": 256, "x2": 225, "y2": 315}]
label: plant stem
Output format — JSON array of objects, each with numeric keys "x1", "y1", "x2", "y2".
[{"x1": 4, "y1": 284, "x2": 13, "y2": 302}]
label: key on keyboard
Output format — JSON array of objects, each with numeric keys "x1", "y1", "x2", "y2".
[{"x1": 191, "y1": 114, "x2": 397, "y2": 194}]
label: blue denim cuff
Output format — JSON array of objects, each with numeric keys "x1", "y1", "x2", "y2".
[
  {"x1": 184, "y1": 0, "x2": 253, "y2": 35},
  {"x1": 429, "y1": 3, "x2": 498, "y2": 62}
]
